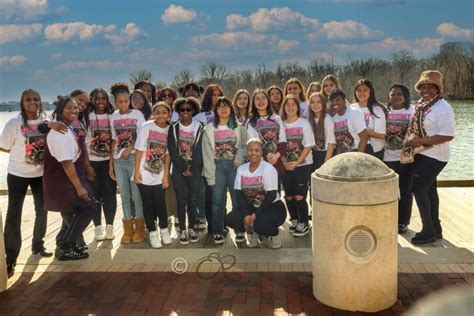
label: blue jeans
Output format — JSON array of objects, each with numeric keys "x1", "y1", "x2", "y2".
[
  {"x1": 114, "y1": 154, "x2": 143, "y2": 219},
  {"x1": 211, "y1": 160, "x2": 237, "y2": 235}
]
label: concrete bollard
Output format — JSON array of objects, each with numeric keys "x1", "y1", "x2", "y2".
[
  {"x1": 312, "y1": 152, "x2": 399, "y2": 312},
  {"x1": 0, "y1": 212, "x2": 7, "y2": 292}
]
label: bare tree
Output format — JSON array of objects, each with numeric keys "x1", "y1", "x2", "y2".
[
  {"x1": 130, "y1": 70, "x2": 153, "y2": 86},
  {"x1": 200, "y1": 61, "x2": 228, "y2": 84},
  {"x1": 254, "y1": 64, "x2": 273, "y2": 88},
  {"x1": 171, "y1": 70, "x2": 194, "y2": 89},
  {"x1": 391, "y1": 50, "x2": 417, "y2": 84},
  {"x1": 307, "y1": 58, "x2": 338, "y2": 82}
]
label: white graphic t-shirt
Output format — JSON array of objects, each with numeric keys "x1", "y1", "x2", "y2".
[
  {"x1": 135, "y1": 121, "x2": 169, "y2": 185},
  {"x1": 352, "y1": 103, "x2": 386, "y2": 152},
  {"x1": 246, "y1": 115, "x2": 287, "y2": 154},
  {"x1": 194, "y1": 111, "x2": 214, "y2": 125},
  {"x1": 0, "y1": 115, "x2": 46, "y2": 178},
  {"x1": 87, "y1": 112, "x2": 112, "y2": 161},
  {"x1": 178, "y1": 120, "x2": 201, "y2": 161},
  {"x1": 110, "y1": 109, "x2": 145, "y2": 159},
  {"x1": 234, "y1": 160, "x2": 279, "y2": 208},
  {"x1": 283, "y1": 118, "x2": 315, "y2": 166},
  {"x1": 333, "y1": 107, "x2": 366, "y2": 154},
  {"x1": 214, "y1": 125, "x2": 237, "y2": 161},
  {"x1": 384, "y1": 106, "x2": 414, "y2": 162}
]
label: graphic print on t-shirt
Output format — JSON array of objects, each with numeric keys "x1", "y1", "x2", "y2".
[
  {"x1": 179, "y1": 129, "x2": 195, "y2": 161},
  {"x1": 334, "y1": 119, "x2": 354, "y2": 154},
  {"x1": 241, "y1": 175, "x2": 266, "y2": 208},
  {"x1": 256, "y1": 118, "x2": 280, "y2": 154},
  {"x1": 20, "y1": 124, "x2": 45, "y2": 165},
  {"x1": 214, "y1": 129, "x2": 237, "y2": 160},
  {"x1": 386, "y1": 113, "x2": 411, "y2": 150},
  {"x1": 113, "y1": 118, "x2": 138, "y2": 154},
  {"x1": 71, "y1": 119, "x2": 86, "y2": 143},
  {"x1": 145, "y1": 130, "x2": 168, "y2": 173},
  {"x1": 90, "y1": 118, "x2": 112, "y2": 157},
  {"x1": 283, "y1": 126, "x2": 303, "y2": 162},
  {"x1": 363, "y1": 111, "x2": 370, "y2": 126}
]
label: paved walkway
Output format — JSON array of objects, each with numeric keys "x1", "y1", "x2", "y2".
[
  {"x1": 1, "y1": 271, "x2": 472, "y2": 315},
  {"x1": 0, "y1": 187, "x2": 473, "y2": 314}
]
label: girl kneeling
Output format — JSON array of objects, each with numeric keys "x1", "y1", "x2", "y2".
[{"x1": 225, "y1": 138, "x2": 286, "y2": 249}]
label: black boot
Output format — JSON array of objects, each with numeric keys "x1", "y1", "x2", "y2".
[{"x1": 411, "y1": 232, "x2": 436, "y2": 245}]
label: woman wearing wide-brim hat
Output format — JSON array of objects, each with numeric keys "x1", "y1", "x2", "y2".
[{"x1": 401, "y1": 70, "x2": 455, "y2": 245}]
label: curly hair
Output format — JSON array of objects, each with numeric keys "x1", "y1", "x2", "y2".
[
  {"x1": 388, "y1": 84, "x2": 411, "y2": 110},
  {"x1": 110, "y1": 82, "x2": 130, "y2": 99}
]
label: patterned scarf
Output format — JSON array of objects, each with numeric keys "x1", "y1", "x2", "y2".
[{"x1": 400, "y1": 94, "x2": 441, "y2": 163}]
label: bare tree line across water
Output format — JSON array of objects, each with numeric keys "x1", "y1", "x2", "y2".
[{"x1": 131, "y1": 47, "x2": 474, "y2": 102}]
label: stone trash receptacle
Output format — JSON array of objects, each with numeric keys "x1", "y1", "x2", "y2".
[{"x1": 311, "y1": 152, "x2": 399, "y2": 312}]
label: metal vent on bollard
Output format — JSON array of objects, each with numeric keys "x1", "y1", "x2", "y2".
[
  {"x1": 345, "y1": 227, "x2": 376, "y2": 257},
  {"x1": 311, "y1": 152, "x2": 399, "y2": 313}
]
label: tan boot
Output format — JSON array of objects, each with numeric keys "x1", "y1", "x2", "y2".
[
  {"x1": 121, "y1": 219, "x2": 133, "y2": 244},
  {"x1": 131, "y1": 218, "x2": 147, "y2": 243}
]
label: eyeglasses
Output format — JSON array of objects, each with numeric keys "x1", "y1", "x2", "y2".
[
  {"x1": 179, "y1": 108, "x2": 193, "y2": 113},
  {"x1": 163, "y1": 93, "x2": 172, "y2": 98}
]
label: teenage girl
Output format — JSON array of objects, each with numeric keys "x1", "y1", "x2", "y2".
[
  {"x1": 109, "y1": 82, "x2": 146, "y2": 244},
  {"x1": 383, "y1": 84, "x2": 414, "y2": 234},
  {"x1": 232, "y1": 89, "x2": 251, "y2": 125},
  {"x1": 280, "y1": 95, "x2": 315, "y2": 236},
  {"x1": 352, "y1": 79, "x2": 387, "y2": 160},
  {"x1": 134, "y1": 80, "x2": 156, "y2": 105},
  {"x1": 87, "y1": 88, "x2": 117, "y2": 242},
  {"x1": 307, "y1": 92, "x2": 336, "y2": 172},
  {"x1": 284, "y1": 78, "x2": 308, "y2": 118},
  {"x1": 134, "y1": 102, "x2": 172, "y2": 248},
  {"x1": 130, "y1": 89, "x2": 152, "y2": 120},
  {"x1": 267, "y1": 85, "x2": 283, "y2": 114},
  {"x1": 306, "y1": 82, "x2": 322, "y2": 100}
]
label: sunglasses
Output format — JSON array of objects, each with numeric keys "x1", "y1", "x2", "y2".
[
  {"x1": 163, "y1": 93, "x2": 173, "y2": 98},
  {"x1": 179, "y1": 108, "x2": 193, "y2": 113}
]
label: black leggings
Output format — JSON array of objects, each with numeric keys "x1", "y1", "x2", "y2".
[
  {"x1": 225, "y1": 200, "x2": 287, "y2": 237},
  {"x1": 412, "y1": 155, "x2": 447, "y2": 236},
  {"x1": 172, "y1": 172, "x2": 200, "y2": 231},
  {"x1": 4, "y1": 174, "x2": 47, "y2": 265},
  {"x1": 90, "y1": 160, "x2": 117, "y2": 226},
  {"x1": 138, "y1": 184, "x2": 168, "y2": 231},
  {"x1": 385, "y1": 160, "x2": 414, "y2": 226}
]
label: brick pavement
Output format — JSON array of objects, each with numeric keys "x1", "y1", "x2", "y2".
[{"x1": 0, "y1": 271, "x2": 472, "y2": 315}]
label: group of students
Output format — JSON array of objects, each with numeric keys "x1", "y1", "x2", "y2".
[{"x1": 1, "y1": 70, "x2": 455, "y2": 277}]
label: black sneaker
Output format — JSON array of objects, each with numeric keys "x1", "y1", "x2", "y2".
[
  {"x1": 179, "y1": 230, "x2": 189, "y2": 245},
  {"x1": 289, "y1": 220, "x2": 298, "y2": 233},
  {"x1": 58, "y1": 247, "x2": 89, "y2": 261},
  {"x1": 188, "y1": 229, "x2": 199, "y2": 243},
  {"x1": 398, "y1": 224, "x2": 408, "y2": 234},
  {"x1": 235, "y1": 232, "x2": 246, "y2": 243},
  {"x1": 411, "y1": 232, "x2": 436, "y2": 245},
  {"x1": 7, "y1": 263, "x2": 15, "y2": 279},
  {"x1": 213, "y1": 234, "x2": 224, "y2": 244},
  {"x1": 293, "y1": 223, "x2": 310, "y2": 237},
  {"x1": 195, "y1": 219, "x2": 207, "y2": 230}
]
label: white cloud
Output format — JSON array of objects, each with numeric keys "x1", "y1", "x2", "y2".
[
  {"x1": 0, "y1": 0, "x2": 64, "y2": 22},
  {"x1": 161, "y1": 5, "x2": 197, "y2": 24},
  {"x1": 0, "y1": 23, "x2": 43, "y2": 44},
  {"x1": 128, "y1": 48, "x2": 158, "y2": 60},
  {"x1": 0, "y1": 55, "x2": 27, "y2": 66},
  {"x1": 319, "y1": 20, "x2": 383, "y2": 40},
  {"x1": 104, "y1": 23, "x2": 147, "y2": 46},
  {"x1": 436, "y1": 23, "x2": 473, "y2": 39},
  {"x1": 44, "y1": 22, "x2": 145, "y2": 46},
  {"x1": 192, "y1": 31, "x2": 277, "y2": 49},
  {"x1": 226, "y1": 7, "x2": 319, "y2": 32},
  {"x1": 275, "y1": 40, "x2": 299, "y2": 53},
  {"x1": 56, "y1": 60, "x2": 122, "y2": 71},
  {"x1": 335, "y1": 37, "x2": 443, "y2": 57}
]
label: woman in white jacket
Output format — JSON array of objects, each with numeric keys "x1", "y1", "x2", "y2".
[{"x1": 202, "y1": 96, "x2": 248, "y2": 244}]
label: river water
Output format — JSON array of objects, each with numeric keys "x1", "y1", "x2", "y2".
[{"x1": 0, "y1": 101, "x2": 472, "y2": 189}]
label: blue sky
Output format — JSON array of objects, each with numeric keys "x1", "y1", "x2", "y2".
[{"x1": 0, "y1": 0, "x2": 473, "y2": 101}]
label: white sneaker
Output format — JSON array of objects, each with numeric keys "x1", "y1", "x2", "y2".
[
  {"x1": 160, "y1": 229, "x2": 172, "y2": 245},
  {"x1": 149, "y1": 230, "x2": 162, "y2": 248},
  {"x1": 105, "y1": 224, "x2": 115, "y2": 240},
  {"x1": 267, "y1": 232, "x2": 282, "y2": 249},
  {"x1": 247, "y1": 232, "x2": 259, "y2": 248},
  {"x1": 95, "y1": 225, "x2": 106, "y2": 241}
]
